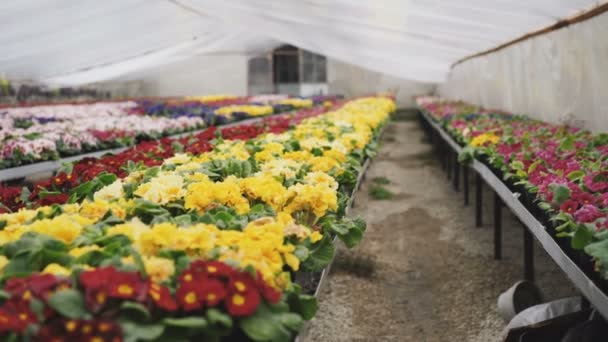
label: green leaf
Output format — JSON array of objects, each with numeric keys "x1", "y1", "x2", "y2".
[
  {"x1": 301, "y1": 236, "x2": 335, "y2": 272},
  {"x1": 567, "y1": 170, "x2": 585, "y2": 182},
  {"x1": 560, "y1": 135, "x2": 575, "y2": 150},
  {"x1": 47, "y1": 289, "x2": 89, "y2": 319},
  {"x1": 551, "y1": 185, "x2": 571, "y2": 205},
  {"x1": 239, "y1": 303, "x2": 292, "y2": 342},
  {"x1": 287, "y1": 294, "x2": 318, "y2": 321},
  {"x1": 120, "y1": 321, "x2": 165, "y2": 342},
  {"x1": 120, "y1": 301, "x2": 151, "y2": 320},
  {"x1": 572, "y1": 225, "x2": 594, "y2": 250},
  {"x1": 585, "y1": 239, "x2": 608, "y2": 264},
  {"x1": 163, "y1": 317, "x2": 208, "y2": 329},
  {"x1": 339, "y1": 226, "x2": 364, "y2": 248},
  {"x1": 206, "y1": 308, "x2": 233, "y2": 328},
  {"x1": 527, "y1": 160, "x2": 541, "y2": 174},
  {"x1": 275, "y1": 313, "x2": 303, "y2": 331}
]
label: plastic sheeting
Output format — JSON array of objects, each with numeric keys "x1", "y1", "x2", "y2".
[
  {"x1": 438, "y1": 11, "x2": 608, "y2": 133},
  {"x1": 0, "y1": 0, "x2": 603, "y2": 84}
]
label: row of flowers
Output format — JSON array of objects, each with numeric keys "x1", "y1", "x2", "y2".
[
  {"x1": 0, "y1": 96, "x2": 395, "y2": 341},
  {"x1": 0, "y1": 105, "x2": 334, "y2": 212},
  {"x1": 417, "y1": 96, "x2": 608, "y2": 281},
  {"x1": 0, "y1": 96, "x2": 325, "y2": 170}
]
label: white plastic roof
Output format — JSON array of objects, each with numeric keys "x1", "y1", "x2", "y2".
[{"x1": 1, "y1": 0, "x2": 603, "y2": 85}]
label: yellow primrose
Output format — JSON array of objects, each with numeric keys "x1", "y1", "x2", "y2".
[
  {"x1": 94, "y1": 179, "x2": 124, "y2": 201},
  {"x1": 284, "y1": 183, "x2": 338, "y2": 219},
  {"x1": 69, "y1": 245, "x2": 101, "y2": 258},
  {"x1": 163, "y1": 153, "x2": 192, "y2": 165},
  {"x1": 42, "y1": 263, "x2": 71, "y2": 276},
  {"x1": 0, "y1": 255, "x2": 8, "y2": 274},
  {"x1": 134, "y1": 174, "x2": 186, "y2": 205},
  {"x1": 143, "y1": 256, "x2": 175, "y2": 283},
  {"x1": 79, "y1": 199, "x2": 112, "y2": 221},
  {"x1": 239, "y1": 175, "x2": 288, "y2": 210},
  {"x1": 185, "y1": 176, "x2": 250, "y2": 214},
  {"x1": 470, "y1": 132, "x2": 500, "y2": 147}
]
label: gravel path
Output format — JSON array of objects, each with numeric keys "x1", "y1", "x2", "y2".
[{"x1": 304, "y1": 117, "x2": 576, "y2": 342}]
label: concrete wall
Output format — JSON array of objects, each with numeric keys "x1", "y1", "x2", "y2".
[
  {"x1": 327, "y1": 59, "x2": 435, "y2": 107},
  {"x1": 438, "y1": 12, "x2": 608, "y2": 133},
  {"x1": 138, "y1": 54, "x2": 248, "y2": 97}
]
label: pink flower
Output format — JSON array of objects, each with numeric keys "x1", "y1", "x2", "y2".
[
  {"x1": 597, "y1": 193, "x2": 608, "y2": 208},
  {"x1": 584, "y1": 173, "x2": 608, "y2": 193},
  {"x1": 573, "y1": 204, "x2": 604, "y2": 223}
]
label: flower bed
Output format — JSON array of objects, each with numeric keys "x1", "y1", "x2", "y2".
[
  {"x1": 0, "y1": 96, "x2": 395, "y2": 341},
  {"x1": 0, "y1": 96, "x2": 317, "y2": 170},
  {"x1": 417, "y1": 96, "x2": 608, "y2": 282},
  {"x1": 0, "y1": 105, "x2": 333, "y2": 212}
]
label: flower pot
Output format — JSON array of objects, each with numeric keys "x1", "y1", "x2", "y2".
[{"x1": 497, "y1": 280, "x2": 543, "y2": 322}]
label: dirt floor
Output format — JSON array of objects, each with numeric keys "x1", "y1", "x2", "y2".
[{"x1": 304, "y1": 115, "x2": 576, "y2": 342}]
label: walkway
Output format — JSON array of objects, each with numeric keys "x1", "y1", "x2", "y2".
[{"x1": 305, "y1": 114, "x2": 575, "y2": 342}]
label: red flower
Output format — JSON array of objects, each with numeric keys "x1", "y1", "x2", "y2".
[
  {"x1": 189, "y1": 260, "x2": 234, "y2": 279},
  {"x1": 148, "y1": 283, "x2": 177, "y2": 311},
  {"x1": 0, "y1": 299, "x2": 37, "y2": 334},
  {"x1": 228, "y1": 274, "x2": 256, "y2": 294},
  {"x1": 176, "y1": 282, "x2": 204, "y2": 312},
  {"x1": 80, "y1": 267, "x2": 117, "y2": 290},
  {"x1": 575, "y1": 192, "x2": 595, "y2": 206},
  {"x1": 35, "y1": 319, "x2": 122, "y2": 342},
  {"x1": 225, "y1": 289, "x2": 261, "y2": 317},
  {"x1": 201, "y1": 279, "x2": 227, "y2": 307},
  {"x1": 560, "y1": 199, "x2": 579, "y2": 215},
  {"x1": 107, "y1": 271, "x2": 146, "y2": 301},
  {"x1": 4, "y1": 273, "x2": 63, "y2": 301},
  {"x1": 255, "y1": 272, "x2": 282, "y2": 304}
]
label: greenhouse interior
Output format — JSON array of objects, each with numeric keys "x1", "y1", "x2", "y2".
[{"x1": 1, "y1": 1, "x2": 608, "y2": 341}]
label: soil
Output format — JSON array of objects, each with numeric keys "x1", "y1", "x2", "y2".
[{"x1": 303, "y1": 118, "x2": 576, "y2": 342}]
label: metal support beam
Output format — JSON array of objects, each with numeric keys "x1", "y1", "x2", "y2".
[
  {"x1": 463, "y1": 166, "x2": 470, "y2": 206},
  {"x1": 523, "y1": 225, "x2": 535, "y2": 282},
  {"x1": 453, "y1": 157, "x2": 460, "y2": 191},
  {"x1": 476, "y1": 173, "x2": 483, "y2": 227},
  {"x1": 494, "y1": 192, "x2": 502, "y2": 260}
]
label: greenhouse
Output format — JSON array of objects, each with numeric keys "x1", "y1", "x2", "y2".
[{"x1": 1, "y1": 1, "x2": 608, "y2": 341}]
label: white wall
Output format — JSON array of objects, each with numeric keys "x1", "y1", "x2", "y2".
[
  {"x1": 327, "y1": 59, "x2": 435, "y2": 107},
  {"x1": 138, "y1": 54, "x2": 248, "y2": 97},
  {"x1": 439, "y1": 12, "x2": 608, "y2": 133}
]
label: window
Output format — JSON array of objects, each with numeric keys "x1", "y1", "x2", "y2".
[
  {"x1": 273, "y1": 45, "x2": 299, "y2": 84},
  {"x1": 301, "y1": 50, "x2": 326, "y2": 83}
]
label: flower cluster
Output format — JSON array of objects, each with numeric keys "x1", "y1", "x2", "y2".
[
  {"x1": 0, "y1": 95, "x2": 329, "y2": 170},
  {"x1": 418, "y1": 96, "x2": 608, "y2": 280},
  {"x1": 0, "y1": 96, "x2": 393, "y2": 341},
  {"x1": 0, "y1": 261, "x2": 281, "y2": 341}
]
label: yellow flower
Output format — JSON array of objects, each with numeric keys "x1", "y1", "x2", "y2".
[
  {"x1": 164, "y1": 153, "x2": 192, "y2": 165},
  {"x1": 42, "y1": 263, "x2": 70, "y2": 276},
  {"x1": 94, "y1": 179, "x2": 124, "y2": 201},
  {"x1": 69, "y1": 245, "x2": 101, "y2": 258},
  {"x1": 185, "y1": 176, "x2": 250, "y2": 214},
  {"x1": 239, "y1": 175, "x2": 288, "y2": 210},
  {"x1": 0, "y1": 255, "x2": 8, "y2": 274},
  {"x1": 29, "y1": 215, "x2": 84, "y2": 244},
  {"x1": 470, "y1": 133, "x2": 500, "y2": 147},
  {"x1": 134, "y1": 174, "x2": 186, "y2": 205},
  {"x1": 79, "y1": 199, "x2": 111, "y2": 221},
  {"x1": 106, "y1": 219, "x2": 150, "y2": 241},
  {"x1": 310, "y1": 231, "x2": 323, "y2": 243},
  {"x1": 143, "y1": 256, "x2": 175, "y2": 283},
  {"x1": 283, "y1": 183, "x2": 337, "y2": 219}
]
